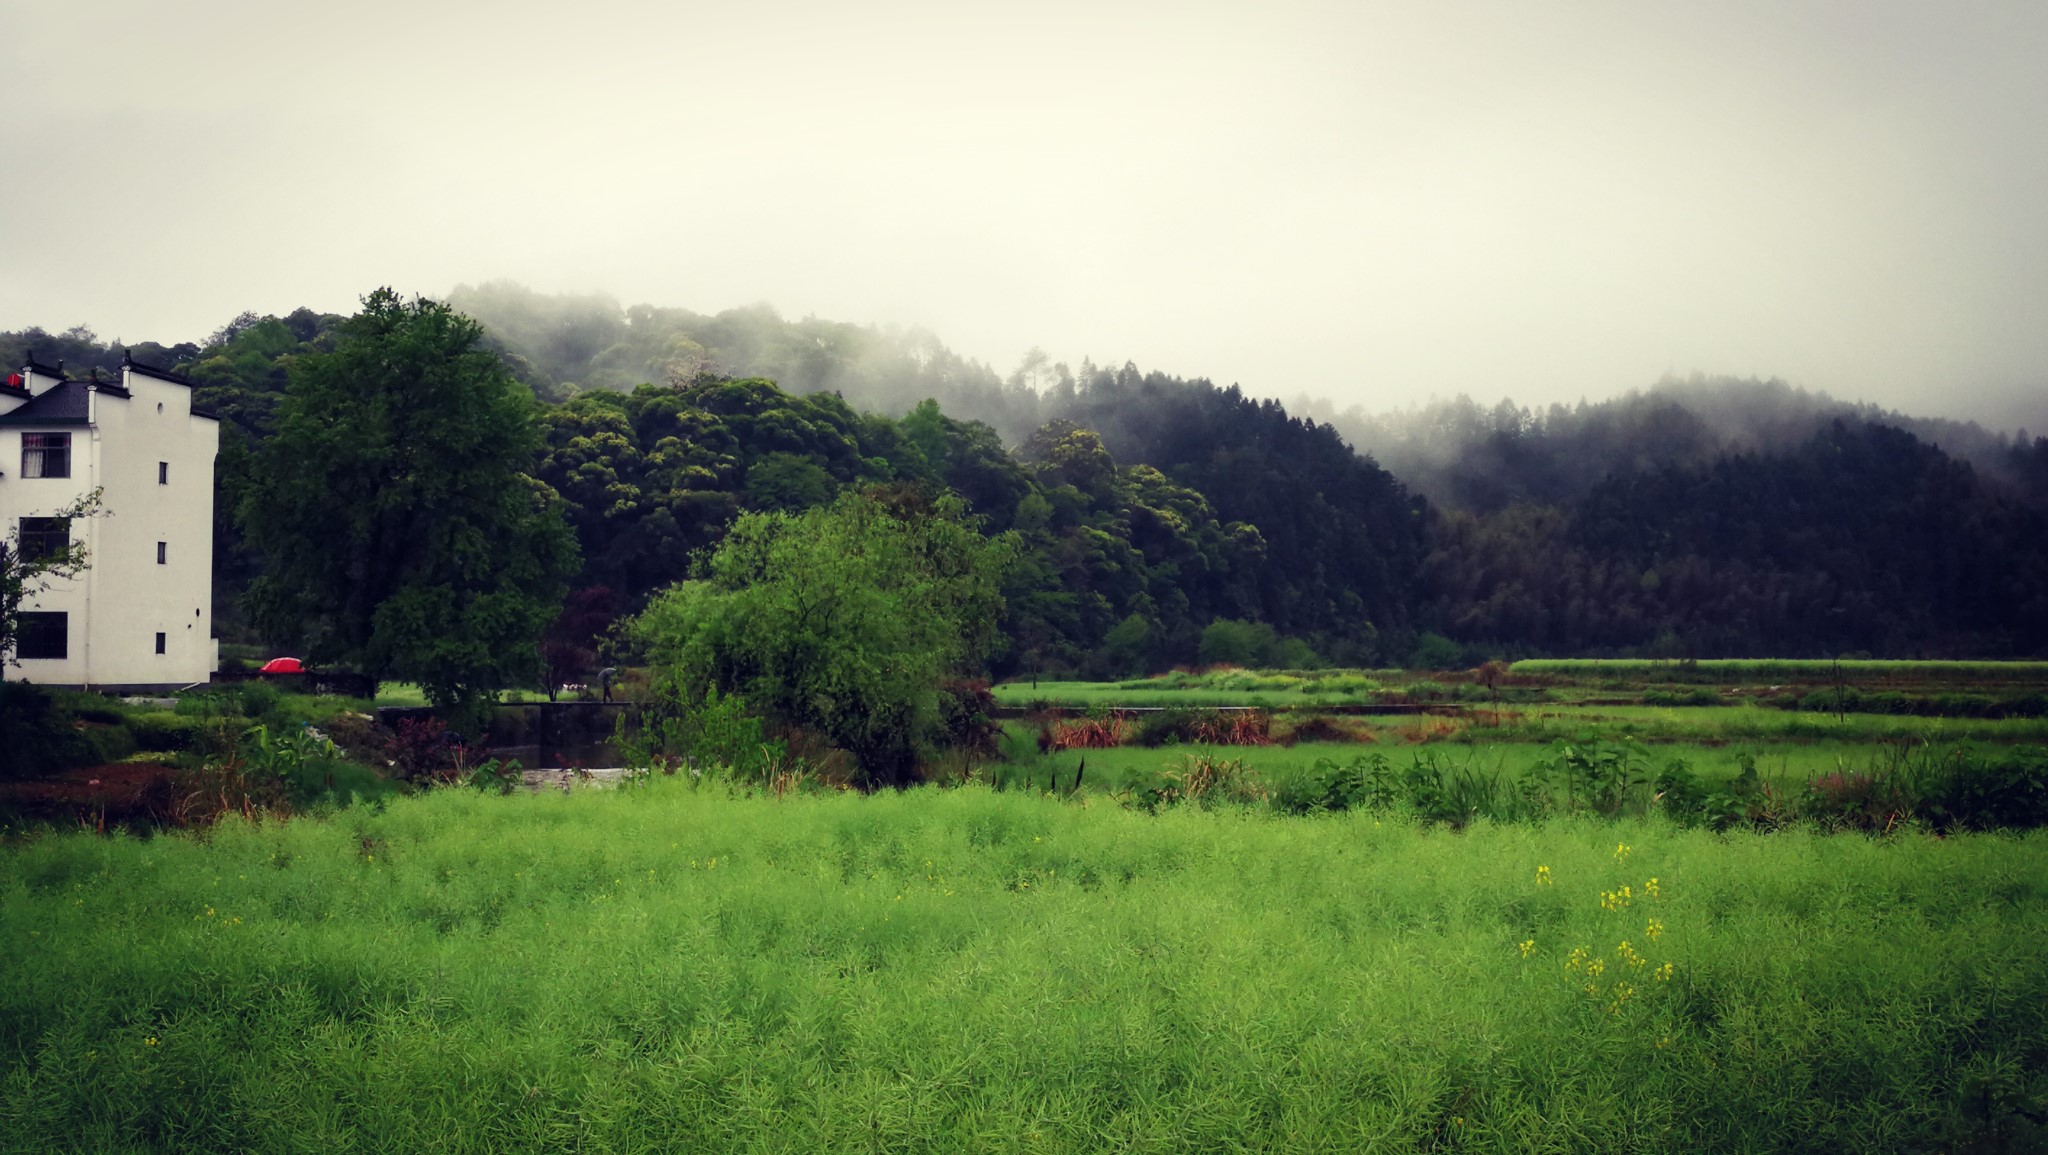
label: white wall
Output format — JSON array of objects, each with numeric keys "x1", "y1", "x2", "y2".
[{"x1": 2, "y1": 367, "x2": 218, "y2": 689}]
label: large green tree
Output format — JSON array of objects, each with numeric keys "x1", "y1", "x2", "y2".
[
  {"x1": 241, "y1": 290, "x2": 578, "y2": 720},
  {"x1": 629, "y1": 491, "x2": 1010, "y2": 787}
]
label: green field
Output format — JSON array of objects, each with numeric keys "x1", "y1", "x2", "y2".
[
  {"x1": 1487, "y1": 703, "x2": 2048, "y2": 745},
  {"x1": 5, "y1": 782, "x2": 2047, "y2": 1152},
  {"x1": 992, "y1": 675, "x2": 1395, "y2": 710},
  {"x1": 8, "y1": 662, "x2": 2048, "y2": 1150},
  {"x1": 990, "y1": 731, "x2": 2027, "y2": 799},
  {"x1": 1511, "y1": 658, "x2": 2048, "y2": 683},
  {"x1": 995, "y1": 665, "x2": 2048, "y2": 725}
]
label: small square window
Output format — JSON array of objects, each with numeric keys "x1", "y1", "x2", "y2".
[
  {"x1": 159, "y1": 461, "x2": 169, "y2": 485},
  {"x1": 155, "y1": 632, "x2": 166, "y2": 655},
  {"x1": 21, "y1": 432, "x2": 70, "y2": 479},
  {"x1": 17, "y1": 517, "x2": 70, "y2": 563},
  {"x1": 15, "y1": 612, "x2": 66, "y2": 660},
  {"x1": 157, "y1": 541, "x2": 167, "y2": 565}
]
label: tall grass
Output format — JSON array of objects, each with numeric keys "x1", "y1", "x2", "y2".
[{"x1": 4, "y1": 783, "x2": 2046, "y2": 1152}]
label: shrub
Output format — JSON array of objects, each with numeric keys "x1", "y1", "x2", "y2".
[
  {"x1": 1274, "y1": 753, "x2": 1396, "y2": 814},
  {"x1": 1643, "y1": 687, "x2": 1722, "y2": 707},
  {"x1": 1272, "y1": 637, "x2": 1321, "y2": 669},
  {"x1": 935, "y1": 680, "x2": 1002, "y2": 761},
  {"x1": 1270, "y1": 750, "x2": 1515, "y2": 825},
  {"x1": 1130, "y1": 709, "x2": 1271, "y2": 747},
  {"x1": 126, "y1": 712, "x2": 207, "y2": 752},
  {"x1": 1657, "y1": 754, "x2": 1780, "y2": 830},
  {"x1": 1801, "y1": 769, "x2": 1918, "y2": 831},
  {"x1": 1926, "y1": 747, "x2": 2048, "y2": 831},
  {"x1": 389, "y1": 716, "x2": 459, "y2": 779},
  {"x1": 1132, "y1": 752, "x2": 1268, "y2": 810},
  {"x1": 1300, "y1": 674, "x2": 1376, "y2": 697},
  {"x1": 464, "y1": 756, "x2": 524, "y2": 795},
  {"x1": 1399, "y1": 681, "x2": 1450, "y2": 703},
  {"x1": 1190, "y1": 710, "x2": 1270, "y2": 745},
  {"x1": 1408, "y1": 632, "x2": 1464, "y2": 670},
  {"x1": 1932, "y1": 693, "x2": 1999, "y2": 719},
  {"x1": 173, "y1": 692, "x2": 236, "y2": 718},
  {"x1": 238, "y1": 680, "x2": 283, "y2": 721},
  {"x1": 0, "y1": 682, "x2": 116, "y2": 779},
  {"x1": 616, "y1": 685, "x2": 791, "y2": 785},
  {"x1": 1132, "y1": 709, "x2": 1199, "y2": 747},
  {"x1": 1536, "y1": 740, "x2": 1653, "y2": 817},
  {"x1": 321, "y1": 712, "x2": 388, "y2": 765},
  {"x1": 1199, "y1": 619, "x2": 1276, "y2": 667},
  {"x1": 1041, "y1": 716, "x2": 1129, "y2": 751},
  {"x1": 1279, "y1": 715, "x2": 1367, "y2": 745}
]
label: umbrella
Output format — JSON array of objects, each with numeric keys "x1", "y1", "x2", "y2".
[{"x1": 258, "y1": 657, "x2": 305, "y2": 675}]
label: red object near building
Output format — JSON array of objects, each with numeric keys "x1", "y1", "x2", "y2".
[{"x1": 258, "y1": 657, "x2": 305, "y2": 675}]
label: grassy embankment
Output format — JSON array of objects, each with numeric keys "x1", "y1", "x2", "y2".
[{"x1": 4, "y1": 781, "x2": 2046, "y2": 1153}]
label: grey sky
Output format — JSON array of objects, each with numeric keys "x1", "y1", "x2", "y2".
[{"x1": 4, "y1": 1, "x2": 2045, "y2": 429}]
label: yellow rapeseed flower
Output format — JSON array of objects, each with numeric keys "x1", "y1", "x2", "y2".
[
  {"x1": 1613, "y1": 842, "x2": 1632, "y2": 862},
  {"x1": 1655, "y1": 962, "x2": 1675, "y2": 982},
  {"x1": 1519, "y1": 939, "x2": 1536, "y2": 958},
  {"x1": 1535, "y1": 865, "x2": 1553, "y2": 886},
  {"x1": 1646, "y1": 918, "x2": 1664, "y2": 941},
  {"x1": 1645, "y1": 877, "x2": 1661, "y2": 898}
]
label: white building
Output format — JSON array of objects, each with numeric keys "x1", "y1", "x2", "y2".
[{"x1": 2, "y1": 352, "x2": 220, "y2": 690}]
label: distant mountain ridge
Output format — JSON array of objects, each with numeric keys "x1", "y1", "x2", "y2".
[{"x1": 1306, "y1": 376, "x2": 2045, "y2": 513}]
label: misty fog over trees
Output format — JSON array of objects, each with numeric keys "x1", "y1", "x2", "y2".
[{"x1": 6, "y1": 282, "x2": 2045, "y2": 665}]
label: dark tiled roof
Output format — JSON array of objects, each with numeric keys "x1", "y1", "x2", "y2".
[
  {"x1": 121, "y1": 352, "x2": 193, "y2": 386},
  {"x1": 0, "y1": 380, "x2": 92, "y2": 426},
  {"x1": 20, "y1": 354, "x2": 65, "y2": 378}
]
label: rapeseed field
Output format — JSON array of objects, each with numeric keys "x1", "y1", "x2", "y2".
[{"x1": 4, "y1": 781, "x2": 2045, "y2": 1152}]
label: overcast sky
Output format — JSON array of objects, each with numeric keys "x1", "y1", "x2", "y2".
[{"x1": 4, "y1": 1, "x2": 2045, "y2": 429}]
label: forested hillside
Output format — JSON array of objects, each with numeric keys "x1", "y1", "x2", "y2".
[
  {"x1": 1314, "y1": 377, "x2": 2047, "y2": 512},
  {"x1": 3, "y1": 305, "x2": 1413, "y2": 674},
  {"x1": 6, "y1": 286, "x2": 2046, "y2": 666}
]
